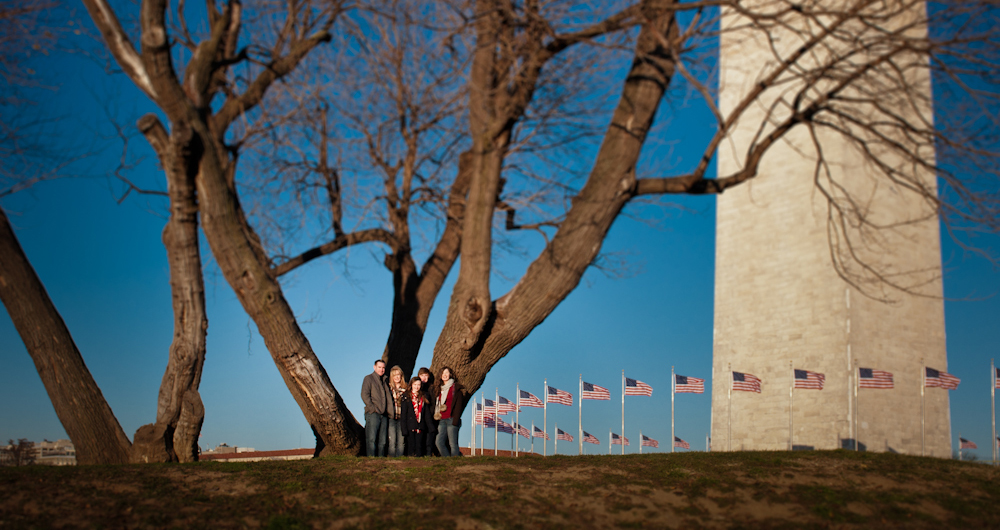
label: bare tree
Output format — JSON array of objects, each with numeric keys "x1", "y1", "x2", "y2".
[
  {"x1": 81, "y1": 0, "x2": 369, "y2": 454},
  {"x1": 0, "y1": 439, "x2": 37, "y2": 466}
]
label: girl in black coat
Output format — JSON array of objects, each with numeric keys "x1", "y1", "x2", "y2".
[{"x1": 400, "y1": 377, "x2": 429, "y2": 456}]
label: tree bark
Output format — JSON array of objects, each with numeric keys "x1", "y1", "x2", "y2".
[
  {"x1": 130, "y1": 115, "x2": 209, "y2": 464},
  {"x1": 0, "y1": 206, "x2": 133, "y2": 465},
  {"x1": 430, "y1": 0, "x2": 680, "y2": 409}
]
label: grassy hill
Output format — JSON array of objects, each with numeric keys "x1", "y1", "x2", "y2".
[{"x1": 2, "y1": 450, "x2": 998, "y2": 529}]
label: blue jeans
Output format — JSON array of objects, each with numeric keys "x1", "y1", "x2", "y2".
[
  {"x1": 365, "y1": 412, "x2": 387, "y2": 457},
  {"x1": 436, "y1": 418, "x2": 461, "y2": 457},
  {"x1": 387, "y1": 418, "x2": 404, "y2": 457}
]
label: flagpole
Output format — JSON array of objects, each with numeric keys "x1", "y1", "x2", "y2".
[
  {"x1": 481, "y1": 392, "x2": 485, "y2": 457},
  {"x1": 789, "y1": 361, "x2": 793, "y2": 451},
  {"x1": 728, "y1": 363, "x2": 732, "y2": 452},
  {"x1": 640, "y1": 430, "x2": 643, "y2": 455},
  {"x1": 554, "y1": 422, "x2": 558, "y2": 455},
  {"x1": 472, "y1": 397, "x2": 477, "y2": 457},
  {"x1": 959, "y1": 432, "x2": 962, "y2": 461},
  {"x1": 543, "y1": 379, "x2": 548, "y2": 457},
  {"x1": 671, "y1": 366, "x2": 675, "y2": 454},
  {"x1": 516, "y1": 383, "x2": 521, "y2": 458},
  {"x1": 579, "y1": 374, "x2": 583, "y2": 456},
  {"x1": 992, "y1": 360, "x2": 996, "y2": 466},
  {"x1": 609, "y1": 428, "x2": 612, "y2": 455},
  {"x1": 854, "y1": 360, "x2": 859, "y2": 452},
  {"x1": 621, "y1": 370, "x2": 625, "y2": 456},
  {"x1": 921, "y1": 359, "x2": 926, "y2": 457},
  {"x1": 531, "y1": 420, "x2": 535, "y2": 455},
  {"x1": 495, "y1": 388, "x2": 499, "y2": 457}
]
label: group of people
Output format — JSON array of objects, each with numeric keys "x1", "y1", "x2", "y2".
[{"x1": 360, "y1": 360, "x2": 464, "y2": 457}]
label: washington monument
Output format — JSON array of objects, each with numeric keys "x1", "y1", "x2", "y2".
[{"x1": 711, "y1": 0, "x2": 950, "y2": 456}]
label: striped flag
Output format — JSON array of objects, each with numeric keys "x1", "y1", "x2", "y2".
[
  {"x1": 732, "y1": 371, "x2": 761, "y2": 393},
  {"x1": 794, "y1": 369, "x2": 825, "y2": 390},
  {"x1": 483, "y1": 399, "x2": 499, "y2": 416},
  {"x1": 474, "y1": 403, "x2": 493, "y2": 425},
  {"x1": 673, "y1": 436, "x2": 689, "y2": 450},
  {"x1": 496, "y1": 417, "x2": 514, "y2": 434},
  {"x1": 583, "y1": 431, "x2": 600, "y2": 445},
  {"x1": 674, "y1": 375, "x2": 704, "y2": 394},
  {"x1": 532, "y1": 426, "x2": 550, "y2": 440},
  {"x1": 641, "y1": 435, "x2": 659, "y2": 448},
  {"x1": 582, "y1": 382, "x2": 610, "y2": 400},
  {"x1": 483, "y1": 415, "x2": 496, "y2": 428},
  {"x1": 547, "y1": 386, "x2": 573, "y2": 406},
  {"x1": 557, "y1": 428, "x2": 574, "y2": 442},
  {"x1": 519, "y1": 390, "x2": 544, "y2": 408},
  {"x1": 859, "y1": 368, "x2": 893, "y2": 389},
  {"x1": 925, "y1": 367, "x2": 960, "y2": 390},
  {"x1": 497, "y1": 396, "x2": 517, "y2": 414},
  {"x1": 514, "y1": 423, "x2": 530, "y2": 439},
  {"x1": 995, "y1": 368, "x2": 1000, "y2": 390},
  {"x1": 611, "y1": 432, "x2": 630, "y2": 446},
  {"x1": 625, "y1": 377, "x2": 653, "y2": 396},
  {"x1": 960, "y1": 437, "x2": 977, "y2": 450}
]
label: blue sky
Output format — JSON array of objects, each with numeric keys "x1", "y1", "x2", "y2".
[{"x1": 1, "y1": 11, "x2": 999, "y2": 459}]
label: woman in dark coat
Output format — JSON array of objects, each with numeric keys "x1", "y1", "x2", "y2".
[
  {"x1": 433, "y1": 366, "x2": 464, "y2": 457},
  {"x1": 400, "y1": 377, "x2": 429, "y2": 456}
]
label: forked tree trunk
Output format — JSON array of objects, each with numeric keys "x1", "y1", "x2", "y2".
[
  {"x1": 131, "y1": 117, "x2": 208, "y2": 464},
  {"x1": 0, "y1": 207, "x2": 133, "y2": 465},
  {"x1": 430, "y1": 0, "x2": 680, "y2": 411}
]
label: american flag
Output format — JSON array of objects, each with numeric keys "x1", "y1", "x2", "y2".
[
  {"x1": 995, "y1": 368, "x2": 1000, "y2": 390},
  {"x1": 519, "y1": 390, "x2": 544, "y2": 408},
  {"x1": 514, "y1": 423, "x2": 530, "y2": 439},
  {"x1": 474, "y1": 403, "x2": 494, "y2": 425},
  {"x1": 794, "y1": 369, "x2": 825, "y2": 390},
  {"x1": 673, "y1": 436, "x2": 689, "y2": 450},
  {"x1": 582, "y1": 382, "x2": 610, "y2": 400},
  {"x1": 583, "y1": 431, "x2": 600, "y2": 445},
  {"x1": 960, "y1": 437, "x2": 977, "y2": 450},
  {"x1": 732, "y1": 371, "x2": 761, "y2": 393},
  {"x1": 547, "y1": 386, "x2": 573, "y2": 406},
  {"x1": 495, "y1": 417, "x2": 514, "y2": 434},
  {"x1": 497, "y1": 396, "x2": 517, "y2": 414},
  {"x1": 483, "y1": 415, "x2": 496, "y2": 428},
  {"x1": 925, "y1": 367, "x2": 960, "y2": 390},
  {"x1": 858, "y1": 367, "x2": 893, "y2": 389},
  {"x1": 532, "y1": 426, "x2": 549, "y2": 440},
  {"x1": 625, "y1": 377, "x2": 653, "y2": 396},
  {"x1": 674, "y1": 374, "x2": 704, "y2": 394},
  {"x1": 611, "y1": 432, "x2": 630, "y2": 446},
  {"x1": 483, "y1": 398, "x2": 499, "y2": 416},
  {"x1": 641, "y1": 435, "x2": 659, "y2": 448},
  {"x1": 556, "y1": 428, "x2": 574, "y2": 442}
]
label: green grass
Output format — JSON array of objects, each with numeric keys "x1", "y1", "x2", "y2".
[{"x1": 1, "y1": 451, "x2": 998, "y2": 529}]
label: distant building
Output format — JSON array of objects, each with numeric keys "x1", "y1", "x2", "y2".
[
  {"x1": 200, "y1": 448, "x2": 313, "y2": 462},
  {"x1": 1, "y1": 439, "x2": 76, "y2": 466}
]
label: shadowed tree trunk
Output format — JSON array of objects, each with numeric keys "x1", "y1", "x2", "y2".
[{"x1": 0, "y1": 207, "x2": 133, "y2": 465}]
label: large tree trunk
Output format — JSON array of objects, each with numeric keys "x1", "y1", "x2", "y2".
[
  {"x1": 382, "y1": 151, "x2": 472, "y2": 377},
  {"x1": 430, "y1": 0, "x2": 680, "y2": 409},
  {"x1": 131, "y1": 116, "x2": 208, "y2": 464},
  {"x1": 194, "y1": 124, "x2": 365, "y2": 455},
  {"x1": 0, "y1": 207, "x2": 133, "y2": 465}
]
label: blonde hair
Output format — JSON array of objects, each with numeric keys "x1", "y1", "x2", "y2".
[{"x1": 389, "y1": 365, "x2": 406, "y2": 389}]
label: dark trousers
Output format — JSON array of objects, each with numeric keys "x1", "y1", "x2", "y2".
[
  {"x1": 406, "y1": 431, "x2": 425, "y2": 456},
  {"x1": 424, "y1": 424, "x2": 438, "y2": 456}
]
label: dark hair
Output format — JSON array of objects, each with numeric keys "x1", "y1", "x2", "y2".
[
  {"x1": 374, "y1": 359, "x2": 386, "y2": 367},
  {"x1": 433, "y1": 366, "x2": 459, "y2": 395},
  {"x1": 417, "y1": 367, "x2": 431, "y2": 376},
  {"x1": 408, "y1": 377, "x2": 428, "y2": 404}
]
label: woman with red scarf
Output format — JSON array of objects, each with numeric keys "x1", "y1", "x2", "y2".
[{"x1": 401, "y1": 377, "x2": 429, "y2": 456}]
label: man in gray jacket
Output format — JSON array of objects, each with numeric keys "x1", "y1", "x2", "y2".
[{"x1": 361, "y1": 359, "x2": 390, "y2": 456}]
